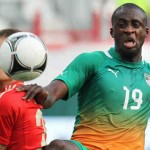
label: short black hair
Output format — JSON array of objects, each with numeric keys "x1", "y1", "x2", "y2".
[
  {"x1": 0, "y1": 28, "x2": 21, "y2": 38},
  {"x1": 111, "y1": 3, "x2": 147, "y2": 25}
]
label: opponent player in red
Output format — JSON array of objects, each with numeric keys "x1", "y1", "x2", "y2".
[{"x1": 0, "y1": 29, "x2": 47, "y2": 150}]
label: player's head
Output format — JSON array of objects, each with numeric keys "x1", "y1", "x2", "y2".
[
  {"x1": 111, "y1": 3, "x2": 148, "y2": 26},
  {"x1": 110, "y1": 3, "x2": 149, "y2": 60},
  {"x1": 0, "y1": 28, "x2": 21, "y2": 45}
]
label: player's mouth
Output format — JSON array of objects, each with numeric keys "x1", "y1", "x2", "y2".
[{"x1": 123, "y1": 39, "x2": 136, "y2": 49}]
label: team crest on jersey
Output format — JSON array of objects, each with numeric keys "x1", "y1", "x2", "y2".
[{"x1": 144, "y1": 73, "x2": 150, "y2": 86}]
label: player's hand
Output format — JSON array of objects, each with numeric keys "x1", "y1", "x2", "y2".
[{"x1": 16, "y1": 84, "x2": 48, "y2": 104}]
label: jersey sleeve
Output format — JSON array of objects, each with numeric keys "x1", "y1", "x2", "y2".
[
  {"x1": 0, "y1": 95, "x2": 19, "y2": 145},
  {"x1": 54, "y1": 51, "x2": 106, "y2": 99}
]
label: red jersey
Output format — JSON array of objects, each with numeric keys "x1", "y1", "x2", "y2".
[{"x1": 0, "y1": 81, "x2": 47, "y2": 150}]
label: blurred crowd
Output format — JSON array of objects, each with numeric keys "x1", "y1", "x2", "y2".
[{"x1": 0, "y1": 0, "x2": 149, "y2": 45}]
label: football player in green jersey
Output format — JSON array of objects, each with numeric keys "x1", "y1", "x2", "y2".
[{"x1": 17, "y1": 3, "x2": 149, "y2": 150}]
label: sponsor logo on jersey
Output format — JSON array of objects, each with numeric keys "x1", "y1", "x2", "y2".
[{"x1": 144, "y1": 73, "x2": 150, "y2": 86}]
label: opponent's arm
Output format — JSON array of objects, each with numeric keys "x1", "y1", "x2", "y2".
[
  {"x1": 16, "y1": 80, "x2": 68, "y2": 109},
  {"x1": 0, "y1": 144, "x2": 7, "y2": 150}
]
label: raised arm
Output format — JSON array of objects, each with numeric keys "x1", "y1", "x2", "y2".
[{"x1": 16, "y1": 80, "x2": 68, "y2": 109}]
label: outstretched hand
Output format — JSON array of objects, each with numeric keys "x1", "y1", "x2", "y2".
[{"x1": 16, "y1": 84, "x2": 48, "y2": 104}]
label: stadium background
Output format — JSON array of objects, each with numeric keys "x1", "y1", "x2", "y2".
[{"x1": 0, "y1": 0, "x2": 150, "y2": 149}]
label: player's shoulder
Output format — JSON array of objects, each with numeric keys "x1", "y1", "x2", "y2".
[
  {"x1": 0, "y1": 90, "x2": 22, "y2": 108},
  {"x1": 0, "y1": 82, "x2": 24, "y2": 108},
  {"x1": 76, "y1": 50, "x2": 107, "y2": 62},
  {"x1": 143, "y1": 60, "x2": 150, "y2": 70},
  {"x1": 78, "y1": 50, "x2": 106, "y2": 57}
]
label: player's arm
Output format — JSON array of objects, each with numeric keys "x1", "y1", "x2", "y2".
[
  {"x1": 0, "y1": 144, "x2": 7, "y2": 150},
  {"x1": 16, "y1": 80, "x2": 68, "y2": 109}
]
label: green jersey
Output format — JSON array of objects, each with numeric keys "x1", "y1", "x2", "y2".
[{"x1": 55, "y1": 47, "x2": 150, "y2": 150}]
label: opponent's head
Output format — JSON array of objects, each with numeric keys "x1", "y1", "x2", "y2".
[
  {"x1": 0, "y1": 28, "x2": 21, "y2": 45},
  {"x1": 0, "y1": 28, "x2": 21, "y2": 83},
  {"x1": 110, "y1": 3, "x2": 149, "y2": 61}
]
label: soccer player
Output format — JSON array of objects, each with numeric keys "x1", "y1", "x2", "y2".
[
  {"x1": 0, "y1": 29, "x2": 47, "y2": 150},
  {"x1": 17, "y1": 3, "x2": 149, "y2": 150}
]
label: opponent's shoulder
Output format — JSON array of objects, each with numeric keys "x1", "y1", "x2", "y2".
[
  {"x1": 0, "y1": 91, "x2": 22, "y2": 110},
  {"x1": 0, "y1": 82, "x2": 25, "y2": 109}
]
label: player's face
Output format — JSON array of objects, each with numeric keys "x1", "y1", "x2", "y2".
[{"x1": 110, "y1": 8, "x2": 149, "y2": 60}]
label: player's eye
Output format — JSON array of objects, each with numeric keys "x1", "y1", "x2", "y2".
[
  {"x1": 132, "y1": 21, "x2": 141, "y2": 28},
  {"x1": 118, "y1": 23, "x2": 126, "y2": 29}
]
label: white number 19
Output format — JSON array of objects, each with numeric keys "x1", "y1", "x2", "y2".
[{"x1": 123, "y1": 86, "x2": 143, "y2": 110}]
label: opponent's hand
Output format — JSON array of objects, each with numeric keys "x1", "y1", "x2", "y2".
[{"x1": 16, "y1": 84, "x2": 48, "y2": 104}]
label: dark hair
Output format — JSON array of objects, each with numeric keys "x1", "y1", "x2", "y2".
[
  {"x1": 0, "y1": 28, "x2": 21, "y2": 38},
  {"x1": 111, "y1": 3, "x2": 147, "y2": 25}
]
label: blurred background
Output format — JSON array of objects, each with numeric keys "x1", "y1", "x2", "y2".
[{"x1": 0, "y1": 0, "x2": 150, "y2": 149}]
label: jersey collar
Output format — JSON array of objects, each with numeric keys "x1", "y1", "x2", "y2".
[{"x1": 108, "y1": 47, "x2": 144, "y2": 67}]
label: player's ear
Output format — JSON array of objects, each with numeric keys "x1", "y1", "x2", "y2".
[
  {"x1": 145, "y1": 27, "x2": 149, "y2": 37},
  {"x1": 110, "y1": 28, "x2": 114, "y2": 38}
]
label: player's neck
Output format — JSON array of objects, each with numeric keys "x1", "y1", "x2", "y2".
[
  {"x1": 0, "y1": 79, "x2": 16, "y2": 91},
  {"x1": 0, "y1": 70, "x2": 15, "y2": 90}
]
